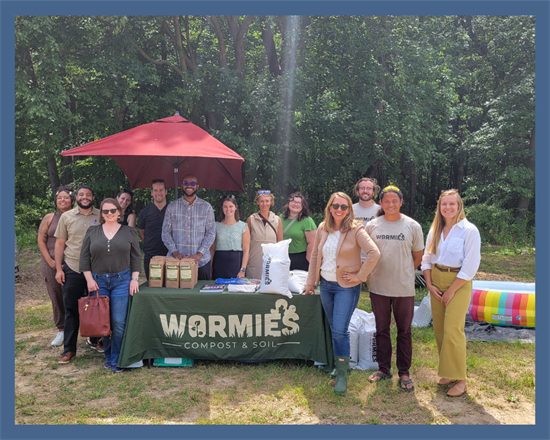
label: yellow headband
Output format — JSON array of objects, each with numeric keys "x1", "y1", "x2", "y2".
[{"x1": 382, "y1": 185, "x2": 400, "y2": 192}]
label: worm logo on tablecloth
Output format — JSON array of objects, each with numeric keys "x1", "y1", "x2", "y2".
[{"x1": 159, "y1": 299, "x2": 300, "y2": 339}]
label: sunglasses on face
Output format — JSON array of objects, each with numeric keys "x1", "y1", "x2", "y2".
[
  {"x1": 331, "y1": 203, "x2": 349, "y2": 211},
  {"x1": 183, "y1": 181, "x2": 198, "y2": 187},
  {"x1": 102, "y1": 209, "x2": 118, "y2": 214},
  {"x1": 258, "y1": 190, "x2": 271, "y2": 195}
]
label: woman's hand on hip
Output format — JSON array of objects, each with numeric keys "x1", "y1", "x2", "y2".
[
  {"x1": 427, "y1": 285, "x2": 443, "y2": 302},
  {"x1": 305, "y1": 284, "x2": 316, "y2": 295},
  {"x1": 341, "y1": 271, "x2": 360, "y2": 285},
  {"x1": 129, "y1": 280, "x2": 139, "y2": 296}
]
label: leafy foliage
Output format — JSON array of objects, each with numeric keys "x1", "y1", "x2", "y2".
[{"x1": 15, "y1": 15, "x2": 535, "y2": 247}]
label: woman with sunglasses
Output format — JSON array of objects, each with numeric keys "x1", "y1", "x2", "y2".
[
  {"x1": 305, "y1": 192, "x2": 380, "y2": 394},
  {"x1": 79, "y1": 198, "x2": 141, "y2": 373},
  {"x1": 280, "y1": 191, "x2": 317, "y2": 272},
  {"x1": 212, "y1": 195, "x2": 250, "y2": 279},
  {"x1": 37, "y1": 185, "x2": 75, "y2": 346},
  {"x1": 364, "y1": 186, "x2": 424, "y2": 392},
  {"x1": 116, "y1": 189, "x2": 136, "y2": 227},
  {"x1": 421, "y1": 190, "x2": 480, "y2": 397},
  {"x1": 245, "y1": 190, "x2": 283, "y2": 280}
]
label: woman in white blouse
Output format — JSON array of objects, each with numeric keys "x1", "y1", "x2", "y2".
[{"x1": 421, "y1": 189, "x2": 481, "y2": 397}]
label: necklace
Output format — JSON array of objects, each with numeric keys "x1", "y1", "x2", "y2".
[{"x1": 104, "y1": 225, "x2": 119, "y2": 237}]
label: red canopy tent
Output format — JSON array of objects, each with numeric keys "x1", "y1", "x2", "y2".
[{"x1": 61, "y1": 114, "x2": 245, "y2": 198}]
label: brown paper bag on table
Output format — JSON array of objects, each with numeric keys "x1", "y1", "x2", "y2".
[
  {"x1": 179, "y1": 258, "x2": 198, "y2": 289},
  {"x1": 165, "y1": 257, "x2": 180, "y2": 288},
  {"x1": 149, "y1": 256, "x2": 166, "y2": 288}
]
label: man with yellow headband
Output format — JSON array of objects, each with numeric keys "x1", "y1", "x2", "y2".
[{"x1": 364, "y1": 185, "x2": 424, "y2": 392}]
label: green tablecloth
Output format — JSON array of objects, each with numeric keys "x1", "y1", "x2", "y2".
[{"x1": 118, "y1": 281, "x2": 334, "y2": 369}]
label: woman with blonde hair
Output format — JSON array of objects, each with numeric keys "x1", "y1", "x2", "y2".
[
  {"x1": 245, "y1": 190, "x2": 283, "y2": 280},
  {"x1": 305, "y1": 192, "x2": 380, "y2": 394},
  {"x1": 421, "y1": 189, "x2": 481, "y2": 397}
]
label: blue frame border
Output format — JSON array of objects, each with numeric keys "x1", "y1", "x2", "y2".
[{"x1": 1, "y1": 1, "x2": 548, "y2": 440}]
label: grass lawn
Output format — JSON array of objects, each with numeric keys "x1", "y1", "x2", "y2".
[{"x1": 14, "y1": 248, "x2": 535, "y2": 425}]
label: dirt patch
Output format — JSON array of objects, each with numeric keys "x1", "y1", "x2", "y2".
[{"x1": 474, "y1": 271, "x2": 519, "y2": 282}]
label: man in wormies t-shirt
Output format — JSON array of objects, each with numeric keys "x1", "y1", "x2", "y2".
[{"x1": 365, "y1": 185, "x2": 424, "y2": 392}]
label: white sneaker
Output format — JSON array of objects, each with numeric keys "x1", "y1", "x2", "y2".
[{"x1": 51, "y1": 331, "x2": 64, "y2": 347}]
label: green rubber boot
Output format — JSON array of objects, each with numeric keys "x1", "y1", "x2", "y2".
[{"x1": 334, "y1": 356, "x2": 350, "y2": 394}]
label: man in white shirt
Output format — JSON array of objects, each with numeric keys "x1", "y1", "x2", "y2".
[
  {"x1": 352, "y1": 177, "x2": 380, "y2": 263},
  {"x1": 352, "y1": 177, "x2": 380, "y2": 225}
]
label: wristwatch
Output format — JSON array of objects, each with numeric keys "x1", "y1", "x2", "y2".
[
  {"x1": 240, "y1": 268, "x2": 246, "y2": 274},
  {"x1": 131, "y1": 277, "x2": 139, "y2": 281}
]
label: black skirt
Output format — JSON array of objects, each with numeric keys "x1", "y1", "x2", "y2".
[
  {"x1": 289, "y1": 251, "x2": 309, "y2": 272},
  {"x1": 212, "y1": 250, "x2": 243, "y2": 280}
]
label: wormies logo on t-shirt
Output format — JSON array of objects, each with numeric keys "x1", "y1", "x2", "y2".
[{"x1": 375, "y1": 233, "x2": 405, "y2": 241}]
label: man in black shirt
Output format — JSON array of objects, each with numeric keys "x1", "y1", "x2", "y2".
[{"x1": 138, "y1": 179, "x2": 169, "y2": 280}]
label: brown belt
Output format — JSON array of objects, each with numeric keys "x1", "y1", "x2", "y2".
[{"x1": 434, "y1": 264, "x2": 461, "y2": 273}]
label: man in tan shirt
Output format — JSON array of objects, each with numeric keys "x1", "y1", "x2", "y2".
[{"x1": 54, "y1": 185, "x2": 100, "y2": 364}]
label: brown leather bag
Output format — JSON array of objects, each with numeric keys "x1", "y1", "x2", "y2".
[{"x1": 78, "y1": 291, "x2": 112, "y2": 337}]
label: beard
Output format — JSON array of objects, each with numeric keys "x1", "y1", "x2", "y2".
[
  {"x1": 183, "y1": 188, "x2": 198, "y2": 198},
  {"x1": 359, "y1": 194, "x2": 373, "y2": 202},
  {"x1": 77, "y1": 199, "x2": 93, "y2": 209}
]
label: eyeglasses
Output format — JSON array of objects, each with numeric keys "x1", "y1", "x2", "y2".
[
  {"x1": 331, "y1": 203, "x2": 349, "y2": 211},
  {"x1": 258, "y1": 190, "x2": 271, "y2": 195},
  {"x1": 358, "y1": 186, "x2": 374, "y2": 192},
  {"x1": 183, "y1": 181, "x2": 198, "y2": 187},
  {"x1": 383, "y1": 185, "x2": 401, "y2": 192},
  {"x1": 102, "y1": 209, "x2": 118, "y2": 214},
  {"x1": 289, "y1": 200, "x2": 302, "y2": 205}
]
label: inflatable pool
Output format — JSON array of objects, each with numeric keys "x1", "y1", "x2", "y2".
[{"x1": 466, "y1": 280, "x2": 535, "y2": 328}]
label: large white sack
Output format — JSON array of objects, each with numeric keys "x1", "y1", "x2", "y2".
[
  {"x1": 348, "y1": 309, "x2": 364, "y2": 369},
  {"x1": 412, "y1": 294, "x2": 432, "y2": 327},
  {"x1": 352, "y1": 309, "x2": 378, "y2": 371},
  {"x1": 258, "y1": 239, "x2": 292, "y2": 298},
  {"x1": 288, "y1": 270, "x2": 308, "y2": 294}
]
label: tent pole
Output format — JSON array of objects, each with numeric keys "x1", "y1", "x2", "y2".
[{"x1": 174, "y1": 167, "x2": 179, "y2": 199}]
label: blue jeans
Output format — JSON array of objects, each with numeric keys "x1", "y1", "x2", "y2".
[
  {"x1": 319, "y1": 277, "x2": 361, "y2": 357},
  {"x1": 93, "y1": 268, "x2": 131, "y2": 367}
]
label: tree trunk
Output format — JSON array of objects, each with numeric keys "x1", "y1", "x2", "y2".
[
  {"x1": 226, "y1": 16, "x2": 255, "y2": 72},
  {"x1": 47, "y1": 154, "x2": 61, "y2": 194},
  {"x1": 261, "y1": 19, "x2": 281, "y2": 76},
  {"x1": 516, "y1": 126, "x2": 535, "y2": 219},
  {"x1": 60, "y1": 155, "x2": 72, "y2": 185}
]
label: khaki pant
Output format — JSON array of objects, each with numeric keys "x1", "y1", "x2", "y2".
[{"x1": 431, "y1": 268, "x2": 472, "y2": 380}]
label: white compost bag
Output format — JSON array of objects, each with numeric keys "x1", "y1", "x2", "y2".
[
  {"x1": 288, "y1": 270, "x2": 308, "y2": 294},
  {"x1": 348, "y1": 309, "x2": 364, "y2": 368},
  {"x1": 351, "y1": 308, "x2": 378, "y2": 371},
  {"x1": 258, "y1": 239, "x2": 292, "y2": 298},
  {"x1": 412, "y1": 294, "x2": 432, "y2": 328}
]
